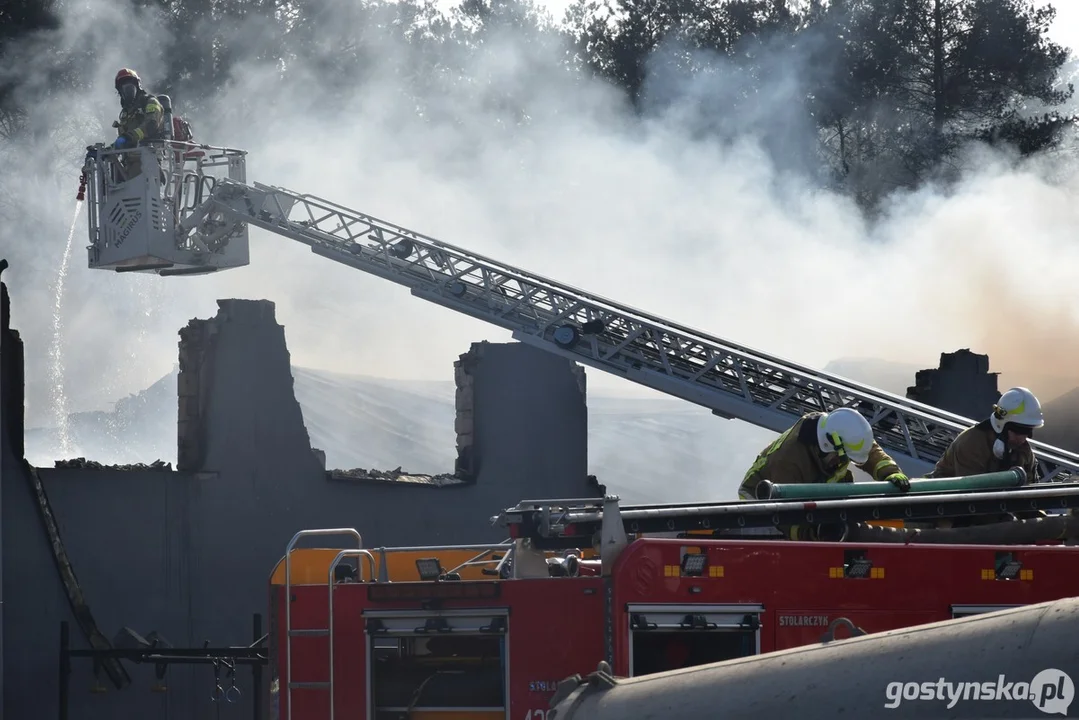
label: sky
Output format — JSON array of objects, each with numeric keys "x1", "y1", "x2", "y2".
[
  {"x1": 2, "y1": 0, "x2": 1079, "y2": 459},
  {"x1": 1039, "y1": 1, "x2": 1079, "y2": 51}
]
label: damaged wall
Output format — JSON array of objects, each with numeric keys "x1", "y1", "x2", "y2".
[
  {"x1": 0, "y1": 260, "x2": 10, "y2": 712},
  {"x1": 455, "y1": 352, "x2": 476, "y2": 477},
  {"x1": 463, "y1": 340, "x2": 588, "y2": 486},
  {"x1": 2, "y1": 290, "x2": 596, "y2": 719},
  {"x1": 906, "y1": 349, "x2": 1000, "y2": 421},
  {"x1": 176, "y1": 305, "x2": 221, "y2": 471}
]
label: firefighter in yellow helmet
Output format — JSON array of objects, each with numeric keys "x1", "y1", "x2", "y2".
[
  {"x1": 110, "y1": 68, "x2": 165, "y2": 180},
  {"x1": 738, "y1": 408, "x2": 910, "y2": 539},
  {"x1": 926, "y1": 387, "x2": 1042, "y2": 483}
]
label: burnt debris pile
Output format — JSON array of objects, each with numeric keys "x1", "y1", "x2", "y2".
[
  {"x1": 52, "y1": 457, "x2": 173, "y2": 471},
  {"x1": 328, "y1": 465, "x2": 464, "y2": 486}
]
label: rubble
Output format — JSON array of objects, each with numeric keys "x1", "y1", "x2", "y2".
[
  {"x1": 53, "y1": 458, "x2": 173, "y2": 471},
  {"x1": 327, "y1": 466, "x2": 464, "y2": 487},
  {"x1": 587, "y1": 474, "x2": 606, "y2": 495}
]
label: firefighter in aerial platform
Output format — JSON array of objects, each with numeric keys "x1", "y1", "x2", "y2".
[
  {"x1": 738, "y1": 408, "x2": 910, "y2": 539},
  {"x1": 926, "y1": 387, "x2": 1042, "y2": 482},
  {"x1": 109, "y1": 68, "x2": 165, "y2": 180}
]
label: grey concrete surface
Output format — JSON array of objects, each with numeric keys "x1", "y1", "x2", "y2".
[{"x1": 1, "y1": 291, "x2": 596, "y2": 719}]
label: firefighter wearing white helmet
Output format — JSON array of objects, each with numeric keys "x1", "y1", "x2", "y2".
[
  {"x1": 927, "y1": 387, "x2": 1042, "y2": 483},
  {"x1": 738, "y1": 407, "x2": 911, "y2": 538}
]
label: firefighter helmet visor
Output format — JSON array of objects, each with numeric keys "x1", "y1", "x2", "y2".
[{"x1": 118, "y1": 81, "x2": 138, "y2": 103}]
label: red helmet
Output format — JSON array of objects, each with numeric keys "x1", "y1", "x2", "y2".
[{"x1": 115, "y1": 68, "x2": 141, "y2": 89}]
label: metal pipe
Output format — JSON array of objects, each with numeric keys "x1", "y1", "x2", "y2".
[
  {"x1": 328, "y1": 548, "x2": 376, "y2": 584},
  {"x1": 373, "y1": 542, "x2": 513, "y2": 553},
  {"x1": 284, "y1": 528, "x2": 362, "y2": 720},
  {"x1": 327, "y1": 548, "x2": 375, "y2": 720},
  {"x1": 548, "y1": 596, "x2": 1079, "y2": 720},
  {"x1": 564, "y1": 479, "x2": 1079, "y2": 525},
  {"x1": 444, "y1": 539, "x2": 512, "y2": 575},
  {"x1": 762, "y1": 469, "x2": 1026, "y2": 500},
  {"x1": 845, "y1": 515, "x2": 1079, "y2": 545}
]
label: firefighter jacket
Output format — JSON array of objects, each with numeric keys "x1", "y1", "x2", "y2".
[
  {"x1": 925, "y1": 421, "x2": 1038, "y2": 482},
  {"x1": 116, "y1": 90, "x2": 165, "y2": 144},
  {"x1": 738, "y1": 412, "x2": 902, "y2": 500}
]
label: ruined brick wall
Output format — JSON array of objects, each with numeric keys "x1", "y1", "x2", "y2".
[
  {"x1": 176, "y1": 314, "x2": 218, "y2": 471},
  {"x1": 0, "y1": 261, "x2": 10, "y2": 712},
  {"x1": 463, "y1": 341, "x2": 589, "y2": 494},
  {"x1": 906, "y1": 348, "x2": 1000, "y2": 421},
  {"x1": 1, "y1": 263, "x2": 24, "y2": 459},
  {"x1": 454, "y1": 341, "x2": 588, "y2": 486},
  {"x1": 454, "y1": 346, "x2": 478, "y2": 479},
  {"x1": 193, "y1": 298, "x2": 324, "y2": 475},
  {"x1": 178, "y1": 299, "x2": 320, "y2": 473}
]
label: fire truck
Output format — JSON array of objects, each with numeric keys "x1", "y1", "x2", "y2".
[
  {"x1": 79, "y1": 137, "x2": 1079, "y2": 719},
  {"x1": 267, "y1": 479, "x2": 1079, "y2": 720}
]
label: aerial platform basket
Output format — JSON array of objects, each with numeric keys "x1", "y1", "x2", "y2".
[{"x1": 81, "y1": 140, "x2": 251, "y2": 276}]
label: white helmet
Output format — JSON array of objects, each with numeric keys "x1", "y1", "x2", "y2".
[
  {"x1": 990, "y1": 387, "x2": 1044, "y2": 434},
  {"x1": 817, "y1": 408, "x2": 874, "y2": 464}
]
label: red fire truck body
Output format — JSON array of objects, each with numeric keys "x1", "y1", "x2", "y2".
[{"x1": 270, "y1": 533, "x2": 1079, "y2": 720}]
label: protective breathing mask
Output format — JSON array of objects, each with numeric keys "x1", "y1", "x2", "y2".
[
  {"x1": 118, "y1": 82, "x2": 137, "y2": 103},
  {"x1": 993, "y1": 436, "x2": 1006, "y2": 460},
  {"x1": 994, "y1": 425, "x2": 1033, "y2": 459}
]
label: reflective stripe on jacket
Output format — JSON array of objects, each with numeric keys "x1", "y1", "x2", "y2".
[{"x1": 117, "y1": 91, "x2": 164, "y2": 143}]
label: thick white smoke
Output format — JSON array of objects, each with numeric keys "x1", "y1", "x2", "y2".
[{"x1": 1, "y1": 0, "x2": 1077, "y2": 492}]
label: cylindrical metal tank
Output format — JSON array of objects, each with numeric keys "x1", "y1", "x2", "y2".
[
  {"x1": 156, "y1": 94, "x2": 174, "y2": 141},
  {"x1": 548, "y1": 597, "x2": 1079, "y2": 719},
  {"x1": 844, "y1": 515, "x2": 1079, "y2": 544},
  {"x1": 760, "y1": 468, "x2": 1025, "y2": 500}
]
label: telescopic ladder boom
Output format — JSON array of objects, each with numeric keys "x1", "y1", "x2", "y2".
[
  {"x1": 204, "y1": 179, "x2": 1079, "y2": 483},
  {"x1": 80, "y1": 144, "x2": 1079, "y2": 484}
]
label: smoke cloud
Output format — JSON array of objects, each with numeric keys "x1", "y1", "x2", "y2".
[{"x1": 1, "y1": 0, "x2": 1077, "y2": 447}]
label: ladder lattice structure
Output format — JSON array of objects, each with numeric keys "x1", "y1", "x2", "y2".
[{"x1": 204, "y1": 179, "x2": 1079, "y2": 483}]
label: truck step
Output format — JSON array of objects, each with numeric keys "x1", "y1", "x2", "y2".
[{"x1": 288, "y1": 628, "x2": 329, "y2": 637}]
